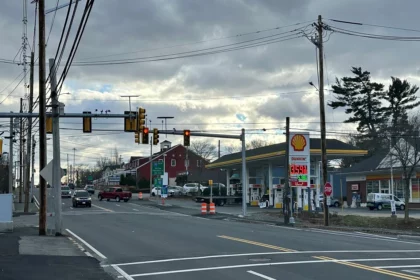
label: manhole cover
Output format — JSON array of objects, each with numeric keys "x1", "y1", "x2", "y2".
[{"x1": 249, "y1": 258, "x2": 271, "y2": 262}]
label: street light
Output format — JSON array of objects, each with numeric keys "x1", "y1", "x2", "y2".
[{"x1": 157, "y1": 116, "x2": 174, "y2": 138}]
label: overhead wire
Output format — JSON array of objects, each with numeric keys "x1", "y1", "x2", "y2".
[{"x1": 46, "y1": 0, "x2": 60, "y2": 46}]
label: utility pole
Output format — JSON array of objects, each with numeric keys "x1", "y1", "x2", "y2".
[
  {"x1": 30, "y1": 135, "x2": 35, "y2": 203},
  {"x1": 38, "y1": 0, "x2": 47, "y2": 236},
  {"x1": 24, "y1": 52, "x2": 34, "y2": 213},
  {"x1": 241, "y1": 128, "x2": 247, "y2": 217},
  {"x1": 218, "y1": 140, "x2": 221, "y2": 158},
  {"x1": 316, "y1": 15, "x2": 328, "y2": 226},
  {"x1": 8, "y1": 117, "x2": 14, "y2": 194},
  {"x1": 19, "y1": 98, "x2": 23, "y2": 203},
  {"x1": 49, "y1": 58, "x2": 62, "y2": 235},
  {"x1": 284, "y1": 117, "x2": 290, "y2": 224},
  {"x1": 73, "y1": 148, "x2": 76, "y2": 183},
  {"x1": 67, "y1": 154, "x2": 69, "y2": 183}
]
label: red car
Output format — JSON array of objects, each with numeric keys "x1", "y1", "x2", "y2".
[{"x1": 98, "y1": 187, "x2": 132, "y2": 202}]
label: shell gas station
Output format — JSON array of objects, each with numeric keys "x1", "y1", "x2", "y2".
[{"x1": 206, "y1": 133, "x2": 367, "y2": 211}]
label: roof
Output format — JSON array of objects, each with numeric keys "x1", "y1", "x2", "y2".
[
  {"x1": 207, "y1": 138, "x2": 367, "y2": 169},
  {"x1": 340, "y1": 153, "x2": 387, "y2": 174},
  {"x1": 161, "y1": 140, "x2": 171, "y2": 144}
]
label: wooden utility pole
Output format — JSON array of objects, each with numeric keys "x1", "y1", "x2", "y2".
[
  {"x1": 24, "y1": 52, "x2": 34, "y2": 213},
  {"x1": 19, "y1": 98, "x2": 23, "y2": 203},
  {"x1": 38, "y1": 0, "x2": 47, "y2": 236},
  {"x1": 317, "y1": 15, "x2": 329, "y2": 226},
  {"x1": 284, "y1": 117, "x2": 290, "y2": 224}
]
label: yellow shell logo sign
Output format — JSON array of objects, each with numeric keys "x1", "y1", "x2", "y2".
[{"x1": 291, "y1": 134, "x2": 307, "y2": 151}]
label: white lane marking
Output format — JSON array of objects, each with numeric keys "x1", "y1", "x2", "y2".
[
  {"x1": 132, "y1": 209, "x2": 139, "y2": 212},
  {"x1": 354, "y1": 231, "x2": 396, "y2": 239},
  {"x1": 247, "y1": 270, "x2": 276, "y2": 280},
  {"x1": 376, "y1": 265, "x2": 420, "y2": 269},
  {"x1": 116, "y1": 204, "x2": 121, "y2": 207},
  {"x1": 267, "y1": 225, "x2": 302, "y2": 231},
  {"x1": 70, "y1": 207, "x2": 73, "y2": 210},
  {"x1": 129, "y1": 258, "x2": 420, "y2": 277},
  {"x1": 103, "y1": 250, "x2": 420, "y2": 267},
  {"x1": 112, "y1": 265, "x2": 134, "y2": 280},
  {"x1": 33, "y1": 196, "x2": 40, "y2": 209},
  {"x1": 85, "y1": 251, "x2": 93, "y2": 257},
  {"x1": 92, "y1": 204, "x2": 114, "y2": 212},
  {"x1": 403, "y1": 270, "x2": 420, "y2": 276},
  {"x1": 306, "y1": 228, "x2": 420, "y2": 245},
  {"x1": 65, "y1": 229, "x2": 107, "y2": 259}
]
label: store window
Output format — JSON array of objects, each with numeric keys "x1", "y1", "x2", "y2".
[
  {"x1": 393, "y1": 179, "x2": 406, "y2": 199},
  {"x1": 366, "y1": 180, "x2": 380, "y2": 195},
  {"x1": 380, "y1": 180, "x2": 390, "y2": 193}
]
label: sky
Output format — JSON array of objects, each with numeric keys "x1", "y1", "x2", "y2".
[{"x1": 1, "y1": 0, "x2": 420, "y2": 183}]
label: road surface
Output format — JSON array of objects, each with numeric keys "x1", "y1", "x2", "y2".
[{"x1": 34, "y1": 189, "x2": 420, "y2": 279}]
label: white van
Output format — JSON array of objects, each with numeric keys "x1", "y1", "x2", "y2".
[{"x1": 366, "y1": 193, "x2": 405, "y2": 211}]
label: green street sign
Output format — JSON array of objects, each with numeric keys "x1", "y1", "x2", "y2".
[
  {"x1": 154, "y1": 178, "x2": 163, "y2": 188},
  {"x1": 152, "y1": 161, "x2": 164, "y2": 175},
  {"x1": 88, "y1": 175, "x2": 93, "y2": 181}
]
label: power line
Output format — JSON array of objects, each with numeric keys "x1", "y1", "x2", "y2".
[
  {"x1": 327, "y1": 18, "x2": 420, "y2": 33},
  {"x1": 46, "y1": 0, "x2": 60, "y2": 46},
  {"x1": 79, "y1": 20, "x2": 315, "y2": 61},
  {"x1": 0, "y1": 74, "x2": 26, "y2": 105}
]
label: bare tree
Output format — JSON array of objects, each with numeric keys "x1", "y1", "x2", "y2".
[
  {"x1": 388, "y1": 114, "x2": 420, "y2": 222},
  {"x1": 190, "y1": 140, "x2": 217, "y2": 162},
  {"x1": 96, "y1": 156, "x2": 112, "y2": 170}
]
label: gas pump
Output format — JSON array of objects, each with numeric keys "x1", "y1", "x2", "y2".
[
  {"x1": 273, "y1": 184, "x2": 283, "y2": 208},
  {"x1": 249, "y1": 184, "x2": 262, "y2": 206},
  {"x1": 227, "y1": 183, "x2": 235, "y2": 196}
]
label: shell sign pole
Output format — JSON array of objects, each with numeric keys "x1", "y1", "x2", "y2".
[{"x1": 289, "y1": 132, "x2": 310, "y2": 212}]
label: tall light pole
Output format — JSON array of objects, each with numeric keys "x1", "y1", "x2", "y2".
[
  {"x1": 73, "y1": 148, "x2": 76, "y2": 184},
  {"x1": 157, "y1": 117, "x2": 174, "y2": 138},
  {"x1": 120, "y1": 95, "x2": 139, "y2": 113}
]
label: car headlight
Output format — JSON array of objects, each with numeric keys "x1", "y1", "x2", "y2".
[
  {"x1": 88, "y1": 197, "x2": 91, "y2": 200},
  {"x1": 76, "y1": 198, "x2": 80, "y2": 200}
]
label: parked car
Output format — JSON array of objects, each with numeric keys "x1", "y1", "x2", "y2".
[
  {"x1": 319, "y1": 195, "x2": 340, "y2": 208},
  {"x1": 61, "y1": 186, "x2": 71, "y2": 198},
  {"x1": 84, "y1": 185, "x2": 95, "y2": 195},
  {"x1": 183, "y1": 183, "x2": 206, "y2": 194},
  {"x1": 98, "y1": 187, "x2": 132, "y2": 202},
  {"x1": 366, "y1": 193, "x2": 405, "y2": 211},
  {"x1": 169, "y1": 186, "x2": 182, "y2": 196},
  {"x1": 72, "y1": 190, "x2": 92, "y2": 208},
  {"x1": 151, "y1": 187, "x2": 161, "y2": 197}
]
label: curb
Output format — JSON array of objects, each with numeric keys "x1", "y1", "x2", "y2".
[{"x1": 397, "y1": 235, "x2": 420, "y2": 241}]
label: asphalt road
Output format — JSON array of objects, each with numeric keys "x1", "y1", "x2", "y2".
[{"x1": 34, "y1": 189, "x2": 420, "y2": 279}]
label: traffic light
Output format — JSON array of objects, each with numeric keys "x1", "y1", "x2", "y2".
[
  {"x1": 142, "y1": 127, "x2": 149, "y2": 144},
  {"x1": 46, "y1": 116, "x2": 53, "y2": 134},
  {"x1": 137, "y1": 108, "x2": 146, "y2": 131},
  {"x1": 82, "y1": 111, "x2": 92, "y2": 133},
  {"x1": 134, "y1": 132, "x2": 140, "y2": 144},
  {"x1": 124, "y1": 111, "x2": 137, "y2": 132},
  {"x1": 153, "y1": 128, "x2": 159, "y2": 145},
  {"x1": 183, "y1": 130, "x2": 190, "y2": 146}
]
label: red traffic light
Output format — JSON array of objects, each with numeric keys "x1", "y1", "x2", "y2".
[
  {"x1": 184, "y1": 130, "x2": 190, "y2": 136},
  {"x1": 143, "y1": 127, "x2": 149, "y2": 134}
]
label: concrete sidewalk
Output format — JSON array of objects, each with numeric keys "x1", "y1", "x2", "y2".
[{"x1": 1, "y1": 215, "x2": 113, "y2": 280}]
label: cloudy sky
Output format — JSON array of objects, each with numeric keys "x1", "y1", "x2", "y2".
[{"x1": 1, "y1": 0, "x2": 420, "y2": 182}]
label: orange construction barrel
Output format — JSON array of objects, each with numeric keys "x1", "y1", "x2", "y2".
[{"x1": 201, "y1": 203, "x2": 207, "y2": 215}]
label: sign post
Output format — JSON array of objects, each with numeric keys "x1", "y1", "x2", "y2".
[{"x1": 289, "y1": 132, "x2": 310, "y2": 212}]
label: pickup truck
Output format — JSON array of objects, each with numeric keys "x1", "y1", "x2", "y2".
[{"x1": 98, "y1": 187, "x2": 132, "y2": 202}]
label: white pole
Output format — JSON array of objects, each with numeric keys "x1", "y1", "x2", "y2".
[
  {"x1": 241, "y1": 128, "x2": 247, "y2": 217},
  {"x1": 390, "y1": 138, "x2": 396, "y2": 216}
]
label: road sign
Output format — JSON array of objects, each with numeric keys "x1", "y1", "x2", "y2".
[
  {"x1": 324, "y1": 182, "x2": 333, "y2": 197},
  {"x1": 40, "y1": 160, "x2": 54, "y2": 184},
  {"x1": 152, "y1": 161, "x2": 164, "y2": 175},
  {"x1": 88, "y1": 175, "x2": 93, "y2": 181},
  {"x1": 154, "y1": 178, "x2": 163, "y2": 188}
]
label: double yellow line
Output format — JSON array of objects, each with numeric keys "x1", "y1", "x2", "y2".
[
  {"x1": 218, "y1": 235, "x2": 296, "y2": 252},
  {"x1": 314, "y1": 256, "x2": 420, "y2": 280},
  {"x1": 219, "y1": 235, "x2": 420, "y2": 279}
]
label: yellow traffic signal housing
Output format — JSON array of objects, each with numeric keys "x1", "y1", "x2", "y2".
[
  {"x1": 153, "y1": 128, "x2": 159, "y2": 145},
  {"x1": 142, "y1": 127, "x2": 149, "y2": 144},
  {"x1": 82, "y1": 111, "x2": 92, "y2": 133},
  {"x1": 137, "y1": 108, "x2": 146, "y2": 131},
  {"x1": 134, "y1": 132, "x2": 140, "y2": 144},
  {"x1": 183, "y1": 130, "x2": 190, "y2": 146},
  {"x1": 46, "y1": 116, "x2": 53, "y2": 134},
  {"x1": 124, "y1": 111, "x2": 137, "y2": 132}
]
